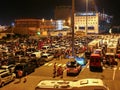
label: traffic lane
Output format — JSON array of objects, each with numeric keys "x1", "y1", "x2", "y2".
[
  {"x1": 0, "y1": 75, "x2": 53, "y2": 90},
  {"x1": 79, "y1": 64, "x2": 116, "y2": 80},
  {"x1": 30, "y1": 58, "x2": 70, "y2": 77},
  {"x1": 114, "y1": 67, "x2": 120, "y2": 80},
  {"x1": 30, "y1": 65, "x2": 53, "y2": 77},
  {"x1": 104, "y1": 80, "x2": 120, "y2": 90}
]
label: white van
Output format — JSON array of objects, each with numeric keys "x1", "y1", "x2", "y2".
[{"x1": 35, "y1": 78, "x2": 109, "y2": 90}]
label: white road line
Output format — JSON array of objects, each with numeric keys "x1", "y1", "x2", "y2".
[
  {"x1": 81, "y1": 62, "x2": 89, "y2": 72},
  {"x1": 62, "y1": 64, "x2": 66, "y2": 67},
  {"x1": 87, "y1": 65, "x2": 89, "y2": 68},
  {"x1": 58, "y1": 64, "x2": 62, "y2": 66},
  {"x1": 112, "y1": 67, "x2": 117, "y2": 80},
  {"x1": 48, "y1": 63, "x2": 53, "y2": 66},
  {"x1": 44, "y1": 63, "x2": 49, "y2": 66}
]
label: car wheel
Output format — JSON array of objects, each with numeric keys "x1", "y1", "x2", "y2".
[
  {"x1": 12, "y1": 77, "x2": 16, "y2": 81},
  {"x1": 1, "y1": 82, "x2": 5, "y2": 87},
  {"x1": 67, "y1": 73, "x2": 69, "y2": 76}
]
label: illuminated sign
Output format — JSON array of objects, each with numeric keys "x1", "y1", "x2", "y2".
[{"x1": 76, "y1": 12, "x2": 96, "y2": 16}]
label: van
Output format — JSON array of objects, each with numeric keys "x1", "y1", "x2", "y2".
[
  {"x1": 0, "y1": 70, "x2": 16, "y2": 87},
  {"x1": 35, "y1": 78, "x2": 109, "y2": 90}
]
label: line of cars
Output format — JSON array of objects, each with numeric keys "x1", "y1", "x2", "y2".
[{"x1": 0, "y1": 35, "x2": 97, "y2": 87}]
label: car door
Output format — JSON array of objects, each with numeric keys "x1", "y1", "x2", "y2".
[{"x1": 1, "y1": 73, "x2": 10, "y2": 83}]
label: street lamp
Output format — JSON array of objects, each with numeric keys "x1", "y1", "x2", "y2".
[
  {"x1": 71, "y1": 0, "x2": 75, "y2": 57},
  {"x1": 85, "y1": 0, "x2": 88, "y2": 36}
]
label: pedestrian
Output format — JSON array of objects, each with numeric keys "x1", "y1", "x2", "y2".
[
  {"x1": 53, "y1": 62, "x2": 57, "y2": 78},
  {"x1": 17, "y1": 69, "x2": 23, "y2": 82},
  {"x1": 57, "y1": 66, "x2": 63, "y2": 78},
  {"x1": 23, "y1": 72, "x2": 27, "y2": 83}
]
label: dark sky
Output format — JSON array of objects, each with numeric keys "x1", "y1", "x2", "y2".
[{"x1": 0, "y1": 0, "x2": 119, "y2": 25}]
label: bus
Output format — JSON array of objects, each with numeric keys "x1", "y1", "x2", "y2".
[
  {"x1": 35, "y1": 78, "x2": 109, "y2": 90},
  {"x1": 89, "y1": 53, "x2": 103, "y2": 72}
]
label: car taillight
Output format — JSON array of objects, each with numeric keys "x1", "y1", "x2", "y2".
[
  {"x1": 66, "y1": 68, "x2": 70, "y2": 71},
  {"x1": 74, "y1": 68, "x2": 78, "y2": 71}
]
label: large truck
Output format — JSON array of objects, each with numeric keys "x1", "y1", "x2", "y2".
[{"x1": 89, "y1": 53, "x2": 103, "y2": 72}]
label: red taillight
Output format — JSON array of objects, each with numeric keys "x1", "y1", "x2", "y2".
[
  {"x1": 74, "y1": 68, "x2": 78, "y2": 71},
  {"x1": 66, "y1": 68, "x2": 70, "y2": 71}
]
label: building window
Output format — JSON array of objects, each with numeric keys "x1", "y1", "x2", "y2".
[
  {"x1": 75, "y1": 26, "x2": 77, "y2": 29},
  {"x1": 88, "y1": 26, "x2": 94, "y2": 30},
  {"x1": 79, "y1": 27, "x2": 85, "y2": 30}
]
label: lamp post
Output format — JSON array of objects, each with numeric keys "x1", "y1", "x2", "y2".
[
  {"x1": 85, "y1": 0, "x2": 88, "y2": 36},
  {"x1": 71, "y1": 0, "x2": 75, "y2": 57}
]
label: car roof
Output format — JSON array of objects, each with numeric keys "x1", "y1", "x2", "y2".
[{"x1": 0, "y1": 70, "x2": 8, "y2": 75}]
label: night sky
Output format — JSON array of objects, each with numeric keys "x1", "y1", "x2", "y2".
[{"x1": 0, "y1": 0, "x2": 119, "y2": 25}]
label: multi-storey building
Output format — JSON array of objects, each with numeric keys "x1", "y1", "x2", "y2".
[
  {"x1": 74, "y1": 12, "x2": 113, "y2": 34},
  {"x1": 14, "y1": 19, "x2": 56, "y2": 35}
]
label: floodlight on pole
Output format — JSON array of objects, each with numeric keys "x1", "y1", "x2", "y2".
[{"x1": 85, "y1": 0, "x2": 88, "y2": 36}]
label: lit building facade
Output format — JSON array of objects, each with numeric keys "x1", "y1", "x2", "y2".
[
  {"x1": 74, "y1": 12, "x2": 113, "y2": 34},
  {"x1": 14, "y1": 19, "x2": 56, "y2": 35}
]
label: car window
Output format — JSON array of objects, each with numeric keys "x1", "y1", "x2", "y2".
[
  {"x1": 15, "y1": 65, "x2": 23, "y2": 70},
  {"x1": 1, "y1": 73, "x2": 9, "y2": 78},
  {"x1": 42, "y1": 56, "x2": 47, "y2": 58},
  {"x1": 67, "y1": 62, "x2": 77, "y2": 68}
]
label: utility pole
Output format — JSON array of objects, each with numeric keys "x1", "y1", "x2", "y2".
[{"x1": 71, "y1": 0, "x2": 75, "y2": 57}]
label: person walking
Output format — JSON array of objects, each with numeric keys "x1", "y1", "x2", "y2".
[
  {"x1": 53, "y1": 62, "x2": 57, "y2": 78},
  {"x1": 17, "y1": 69, "x2": 23, "y2": 83},
  {"x1": 57, "y1": 66, "x2": 63, "y2": 78},
  {"x1": 23, "y1": 72, "x2": 27, "y2": 83}
]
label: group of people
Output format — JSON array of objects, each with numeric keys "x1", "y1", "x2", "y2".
[{"x1": 53, "y1": 62, "x2": 64, "y2": 78}]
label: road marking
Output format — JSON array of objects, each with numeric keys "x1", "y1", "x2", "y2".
[
  {"x1": 62, "y1": 64, "x2": 66, "y2": 67},
  {"x1": 44, "y1": 63, "x2": 49, "y2": 66},
  {"x1": 103, "y1": 67, "x2": 106, "y2": 69},
  {"x1": 81, "y1": 62, "x2": 89, "y2": 72},
  {"x1": 58, "y1": 64, "x2": 62, "y2": 66},
  {"x1": 112, "y1": 67, "x2": 117, "y2": 80},
  {"x1": 48, "y1": 63, "x2": 53, "y2": 66}
]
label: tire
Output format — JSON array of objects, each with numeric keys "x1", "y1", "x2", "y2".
[
  {"x1": 12, "y1": 77, "x2": 16, "y2": 81},
  {"x1": 1, "y1": 82, "x2": 5, "y2": 87}
]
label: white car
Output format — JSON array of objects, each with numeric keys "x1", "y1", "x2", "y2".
[
  {"x1": 0, "y1": 70, "x2": 16, "y2": 87},
  {"x1": 41, "y1": 53, "x2": 54, "y2": 62},
  {"x1": 0, "y1": 64, "x2": 15, "y2": 73}
]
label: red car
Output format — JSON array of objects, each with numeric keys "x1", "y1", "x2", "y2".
[{"x1": 66, "y1": 61, "x2": 82, "y2": 76}]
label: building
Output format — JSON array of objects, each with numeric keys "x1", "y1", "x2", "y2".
[
  {"x1": 74, "y1": 12, "x2": 113, "y2": 34},
  {"x1": 14, "y1": 19, "x2": 56, "y2": 36}
]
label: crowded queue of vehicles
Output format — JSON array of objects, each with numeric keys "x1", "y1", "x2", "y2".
[
  {"x1": 88, "y1": 35, "x2": 120, "y2": 72},
  {"x1": 0, "y1": 35, "x2": 96, "y2": 87},
  {"x1": 1, "y1": 34, "x2": 120, "y2": 87}
]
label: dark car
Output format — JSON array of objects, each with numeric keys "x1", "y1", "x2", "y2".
[
  {"x1": 66, "y1": 61, "x2": 82, "y2": 76},
  {"x1": 29, "y1": 58, "x2": 46, "y2": 68},
  {"x1": 85, "y1": 50, "x2": 92, "y2": 59},
  {"x1": 14, "y1": 62, "x2": 35, "y2": 78}
]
